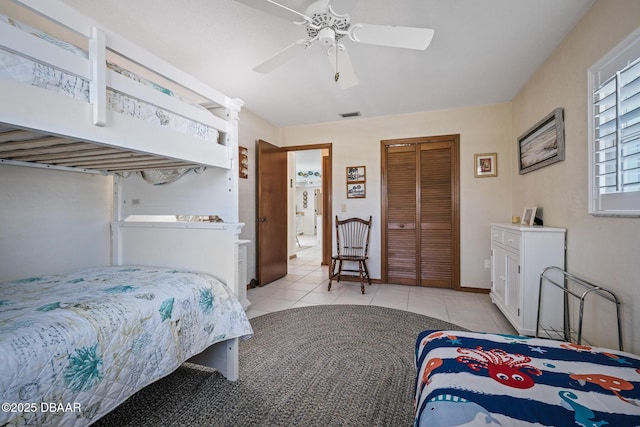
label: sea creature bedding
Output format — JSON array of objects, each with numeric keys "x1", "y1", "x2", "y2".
[
  {"x1": 0, "y1": 13, "x2": 217, "y2": 141},
  {"x1": 415, "y1": 330, "x2": 640, "y2": 427},
  {"x1": 0, "y1": 266, "x2": 253, "y2": 426}
]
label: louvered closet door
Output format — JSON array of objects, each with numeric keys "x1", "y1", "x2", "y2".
[
  {"x1": 385, "y1": 145, "x2": 418, "y2": 285},
  {"x1": 382, "y1": 135, "x2": 459, "y2": 289},
  {"x1": 420, "y1": 141, "x2": 453, "y2": 287}
]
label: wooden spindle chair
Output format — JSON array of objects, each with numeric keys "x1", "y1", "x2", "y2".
[{"x1": 328, "y1": 216, "x2": 372, "y2": 294}]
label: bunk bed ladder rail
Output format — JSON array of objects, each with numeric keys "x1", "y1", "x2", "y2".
[
  {"x1": 89, "y1": 26, "x2": 106, "y2": 126},
  {"x1": 536, "y1": 266, "x2": 623, "y2": 351}
]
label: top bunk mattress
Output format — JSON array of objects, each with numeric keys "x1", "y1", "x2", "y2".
[{"x1": 0, "y1": 13, "x2": 219, "y2": 143}]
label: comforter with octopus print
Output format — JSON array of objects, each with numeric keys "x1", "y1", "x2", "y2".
[{"x1": 415, "y1": 330, "x2": 640, "y2": 426}]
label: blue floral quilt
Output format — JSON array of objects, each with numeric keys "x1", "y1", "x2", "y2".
[
  {"x1": 415, "y1": 330, "x2": 640, "y2": 426},
  {"x1": 0, "y1": 266, "x2": 253, "y2": 426}
]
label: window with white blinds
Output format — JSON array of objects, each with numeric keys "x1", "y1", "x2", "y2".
[{"x1": 588, "y1": 27, "x2": 640, "y2": 216}]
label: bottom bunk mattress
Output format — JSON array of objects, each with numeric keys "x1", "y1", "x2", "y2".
[
  {"x1": 415, "y1": 330, "x2": 640, "y2": 427},
  {"x1": 0, "y1": 265, "x2": 253, "y2": 426}
]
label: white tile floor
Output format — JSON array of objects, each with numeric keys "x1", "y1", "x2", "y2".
[{"x1": 246, "y1": 236, "x2": 517, "y2": 335}]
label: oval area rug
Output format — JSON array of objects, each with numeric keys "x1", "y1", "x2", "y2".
[{"x1": 96, "y1": 304, "x2": 466, "y2": 427}]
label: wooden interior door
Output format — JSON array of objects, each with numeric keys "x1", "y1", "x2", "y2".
[
  {"x1": 257, "y1": 139, "x2": 288, "y2": 285},
  {"x1": 382, "y1": 135, "x2": 460, "y2": 289},
  {"x1": 321, "y1": 152, "x2": 332, "y2": 266}
]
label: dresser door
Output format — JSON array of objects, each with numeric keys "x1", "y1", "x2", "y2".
[
  {"x1": 491, "y1": 244, "x2": 506, "y2": 305},
  {"x1": 504, "y1": 250, "x2": 521, "y2": 323}
]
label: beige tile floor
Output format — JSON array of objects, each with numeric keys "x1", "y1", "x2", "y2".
[{"x1": 246, "y1": 236, "x2": 517, "y2": 335}]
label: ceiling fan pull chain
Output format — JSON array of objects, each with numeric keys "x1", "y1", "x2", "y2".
[{"x1": 334, "y1": 46, "x2": 340, "y2": 82}]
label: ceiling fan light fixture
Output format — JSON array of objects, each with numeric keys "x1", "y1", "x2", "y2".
[{"x1": 318, "y1": 27, "x2": 336, "y2": 46}]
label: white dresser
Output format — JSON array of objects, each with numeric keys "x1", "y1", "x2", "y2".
[{"x1": 490, "y1": 223, "x2": 566, "y2": 336}]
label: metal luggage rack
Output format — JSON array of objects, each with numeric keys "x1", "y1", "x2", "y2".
[{"x1": 536, "y1": 266, "x2": 623, "y2": 351}]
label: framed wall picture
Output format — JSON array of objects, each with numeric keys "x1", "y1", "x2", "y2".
[
  {"x1": 518, "y1": 108, "x2": 565, "y2": 174},
  {"x1": 239, "y1": 146, "x2": 248, "y2": 179},
  {"x1": 474, "y1": 153, "x2": 497, "y2": 177},
  {"x1": 346, "y1": 166, "x2": 366, "y2": 183},
  {"x1": 521, "y1": 207, "x2": 537, "y2": 226},
  {"x1": 347, "y1": 182, "x2": 366, "y2": 198}
]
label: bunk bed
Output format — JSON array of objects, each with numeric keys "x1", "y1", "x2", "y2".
[{"x1": 0, "y1": 0, "x2": 251, "y2": 425}]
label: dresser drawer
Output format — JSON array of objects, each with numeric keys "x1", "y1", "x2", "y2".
[
  {"x1": 504, "y1": 231, "x2": 521, "y2": 251},
  {"x1": 491, "y1": 229, "x2": 504, "y2": 244}
]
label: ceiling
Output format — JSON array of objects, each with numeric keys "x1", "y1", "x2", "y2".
[{"x1": 56, "y1": 0, "x2": 594, "y2": 127}]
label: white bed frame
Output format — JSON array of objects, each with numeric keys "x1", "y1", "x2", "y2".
[
  {"x1": 0, "y1": 0, "x2": 243, "y2": 173},
  {"x1": 113, "y1": 221, "x2": 245, "y2": 381},
  {"x1": 0, "y1": 0, "x2": 247, "y2": 381}
]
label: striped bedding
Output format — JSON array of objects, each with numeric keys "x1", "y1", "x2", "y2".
[{"x1": 415, "y1": 330, "x2": 640, "y2": 426}]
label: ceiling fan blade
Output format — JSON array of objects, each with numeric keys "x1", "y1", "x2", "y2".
[
  {"x1": 327, "y1": 45, "x2": 358, "y2": 89},
  {"x1": 350, "y1": 24, "x2": 434, "y2": 50},
  {"x1": 254, "y1": 40, "x2": 310, "y2": 74},
  {"x1": 328, "y1": 0, "x2": 359, "y2": 15},
  {"x1": 235, "y1": 0, "x2": 309, "y2": 22}
]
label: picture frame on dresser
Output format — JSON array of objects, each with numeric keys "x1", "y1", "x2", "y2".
[{"x1": 521, "y1": 207, "x2": 537, "y2": 226}]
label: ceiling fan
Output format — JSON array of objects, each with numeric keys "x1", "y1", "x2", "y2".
[{"x1": 235, "y1": 0, "x2": 435, "y2": 89}]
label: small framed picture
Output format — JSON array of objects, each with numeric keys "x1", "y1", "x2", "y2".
[
  {"x1": 474, "y1": 153, "x2": 497, "y2": 177},
  {"x1": 346, "y1": 166, "x2": 366, "y2": 183},
  {"x1": 521, "y1": 207, "x2": 537, "y2": 226},
  {"x1": 347, "y1": 182, "x2": 366, "y2": 198}
]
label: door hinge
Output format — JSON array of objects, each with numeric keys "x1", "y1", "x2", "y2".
[
  {"x1": 518, "y1": 265, "x2": 521, "y2": 274},
  {"x1": 517, "y1": 308, "x2": 520, "y2": 316}
]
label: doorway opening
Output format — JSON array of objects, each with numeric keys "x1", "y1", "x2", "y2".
[
  {"x1": 292, "y1": 150, "x2": 322, "y2": 256},
  {"x1": 285, "y1": 144, "x2": 332, "y2": 267}
]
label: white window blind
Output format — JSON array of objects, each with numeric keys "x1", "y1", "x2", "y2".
[{"x1": 589, "y1": 27, "x2": 640, "y2": 216}]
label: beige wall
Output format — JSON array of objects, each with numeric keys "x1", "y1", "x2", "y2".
[
  {"x1": 0, "y1": 164, "x2": 113, "y2": 282},
  {"x1": 511, "y1": 0, "x2": 640, "y2": 352},
  {"x1": 279, "y1": 103, "x2": 513, "y2": 288}
]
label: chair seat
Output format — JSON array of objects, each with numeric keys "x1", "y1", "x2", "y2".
[
  {"x1": 328, "y1": 216, "x2": 372, "y2": 294},
  {"x1": 331, "y1": 255, "x2": 368, "y2": 261}
]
